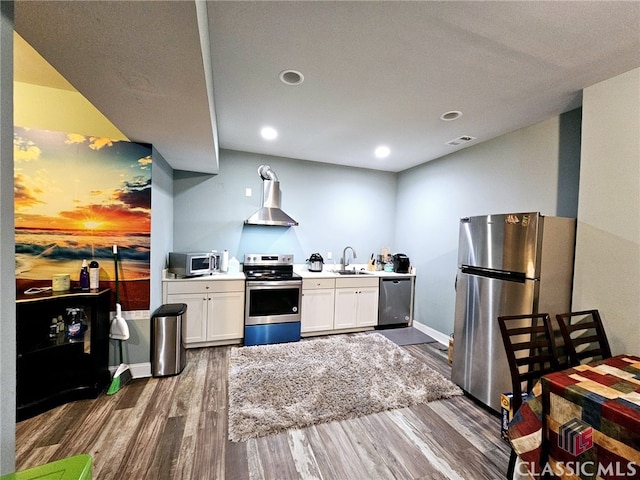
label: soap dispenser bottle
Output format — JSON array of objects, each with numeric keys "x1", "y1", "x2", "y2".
[{"x1": 79, "y1": 260, "x2": 90, "y2": 290}]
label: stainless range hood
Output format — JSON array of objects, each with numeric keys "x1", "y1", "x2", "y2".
[{"x1": 245, "y1": 165, "x2": 298, "y2": 227}]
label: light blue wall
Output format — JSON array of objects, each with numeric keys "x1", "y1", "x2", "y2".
[
  {"x1": 150, "y1": 147, "x2": 174, "y2": 312},
  {"x1": 395, "y1": 109, "x2": 581, "y2": 336},
  {"x1": 110, "y1": 147, "x2": 174, "y2": 367},
  {"x1": 173, "y1": 150, "x2": 398, "y2": 265},
  {"x1": 172, "y1": 112, "x2": 581, "y2": 341}
]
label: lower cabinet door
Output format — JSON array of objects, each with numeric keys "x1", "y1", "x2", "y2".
[
  {"x1": 355, "y1": 287, "x2": 379, "y2": 327},
  {"x1": 206, "y1": 291, "x2": 244, "y2": 341},
  {"x1": 167, "y1": 293, "x2": 208, "y2": 344},
  {"x1": 301, "y1": 288, "x2": 335, "y2": 332},
  {"x1": 334, "y1": 289, "x2": 358, "y2": 329}
]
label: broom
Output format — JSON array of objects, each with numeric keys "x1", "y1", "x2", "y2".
[{"x1": 107, "y1": 245, "x2": 132, "y2": 395}]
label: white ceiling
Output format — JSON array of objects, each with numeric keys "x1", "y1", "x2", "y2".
[{"x1": 13, "y1": 1, "x2": 640, "y2": 174}]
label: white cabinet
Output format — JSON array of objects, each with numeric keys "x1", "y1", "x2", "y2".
[
  {"x1": 206, "y1": 290, "x2": 245, "y2": 342},
  {"x1": 301, "y1": 277, "x2": 335, "y2": 334},
  {"x1": 333, "y1": 276, "x2": 379, "y2": 330},
  {"x1": 175, "y1": 291, "x2": 209, "y2": 343},
  {"x1": 163, "y1": 279, "x2": 244, "y2": 347}
]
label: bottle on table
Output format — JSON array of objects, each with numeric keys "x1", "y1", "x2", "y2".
[
  {"x1": 79, "y1": 260, "x2": 90, "y2": 290},
  {"x1": 89, "y1": 260, "x2": 99, "y2": 289}
]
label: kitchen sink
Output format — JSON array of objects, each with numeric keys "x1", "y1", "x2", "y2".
[{"x1": 335, "y1": 270, "x2": 371, "y2": 275}]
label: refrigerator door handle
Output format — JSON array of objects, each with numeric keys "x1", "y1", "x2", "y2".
[{"x1": 461, "y1": 265, "x2": 527, "y2": 283}]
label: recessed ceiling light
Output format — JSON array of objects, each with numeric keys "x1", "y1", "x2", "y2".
[
  {"x1": 279, "y1": 70, "x2": 304, "y2": 86},
  {"x1": 261, "y1": 127, "x2": 278, "y2": 140},
  {"x1": 440, "y1": 110, "x2": 463, "y2": 121},
  {"x1": 374, "y1": 146, "x2": 390, "y2": 159}
]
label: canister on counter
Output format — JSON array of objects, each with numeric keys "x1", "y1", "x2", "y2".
[{"x1": 52, "y1": 274, "x2": 70, "y2": 292}]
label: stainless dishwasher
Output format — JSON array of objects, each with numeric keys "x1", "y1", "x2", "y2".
[{"x1": 378, "y1": 277, "x2": 413, "y2": 326}]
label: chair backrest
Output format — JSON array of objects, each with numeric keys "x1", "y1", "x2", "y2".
[
  {"x1": 555, "y1": 309, "x2": 612, "y2": 367},
  {"x1": 498, "y1": 313, "x2": 560, "y2": 412}
]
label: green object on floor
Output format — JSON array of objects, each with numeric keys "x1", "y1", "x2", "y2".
[
  {"x1": 0, "y1": 454, "x2": 92, "y2": 480},
  {"x1": 106, "y1": 361, "x2": 133, "y2": 395}
]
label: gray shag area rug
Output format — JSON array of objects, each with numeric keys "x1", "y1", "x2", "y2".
[{"x1": 227, "y1": 333, "x2": 462, "y2": 442}]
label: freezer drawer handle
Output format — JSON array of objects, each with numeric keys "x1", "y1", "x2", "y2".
[{"x1": 461, "y1": 266, "x2": 527, "y2": 283}]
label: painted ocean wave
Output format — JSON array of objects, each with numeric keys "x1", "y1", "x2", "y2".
[
  {"x1": 15, "y1": 242, "x2": 150, "y2": 261},
  {"x1": 15, "y1": 229, "x2": 150, "y2": 262}
]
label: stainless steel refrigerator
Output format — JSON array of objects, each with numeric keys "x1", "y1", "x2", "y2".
[{"x1": 451, "y1": 212, "x2": 576, "y2": 412}]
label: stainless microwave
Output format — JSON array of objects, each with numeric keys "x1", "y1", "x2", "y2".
[{"x1": 168, "y1": 252, "x2": 211, "y2": 277}]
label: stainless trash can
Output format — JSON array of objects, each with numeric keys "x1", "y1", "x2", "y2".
[{"x1": 151, "y1": 303, "x2": 187, "y2": 377}]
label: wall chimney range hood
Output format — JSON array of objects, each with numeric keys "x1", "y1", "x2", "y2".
[{"x1": 245, "y1": 165, "x2": 298, "y2": 227}]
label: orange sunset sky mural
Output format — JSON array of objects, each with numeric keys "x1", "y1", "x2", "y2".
[{"x1": 14, "y1": 126, "x2": 152, "y2": 310}]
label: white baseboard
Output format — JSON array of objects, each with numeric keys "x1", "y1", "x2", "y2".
[
  {"x1": 130, "y1": 362, "x2": 152, "y2": 378},
  {"x1": 109, "y1": 362, "x2": 152, "y2": 379},
  {"x1": 412, "y1": 321, "x2": 450, "y2": 346}
]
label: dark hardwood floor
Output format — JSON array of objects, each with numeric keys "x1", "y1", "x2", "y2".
[{"x1": 15, "y1": 341, "x2": 509, "y2": 479}]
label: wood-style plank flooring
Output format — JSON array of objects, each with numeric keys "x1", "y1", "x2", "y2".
[{"x1": 15, "y1": 341, "x2": 510, "y2": 479}]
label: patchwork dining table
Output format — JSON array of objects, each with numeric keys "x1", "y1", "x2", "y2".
[{"x1": 508, "y1": 354, "x2": 640, "y2": 479}]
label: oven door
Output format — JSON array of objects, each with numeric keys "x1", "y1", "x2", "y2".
[{"x1": 245, "y1": 280, "x2": 302, "y2": 325}]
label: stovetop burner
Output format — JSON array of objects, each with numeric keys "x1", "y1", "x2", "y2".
[
  {"x1": 243, "y1": 253, "x2": 300, "y2": 281},
  {"x1": 244, "y1": 270, "x2": 301, "y2": 281}
]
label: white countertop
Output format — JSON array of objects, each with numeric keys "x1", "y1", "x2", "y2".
[
  {"x1": 293, "y1": 263, "x2": 415, "y2": 278},
  {"x1": 163, "y1": 271, "x2": 245, "y2": 281},
  {"x1": 163, "y1": 265, "x2": 415, "y2": 281}
]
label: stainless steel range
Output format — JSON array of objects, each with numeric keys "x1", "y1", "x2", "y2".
[{"x1": 244, "y1": 254, "x2": 302, "y2": 346}]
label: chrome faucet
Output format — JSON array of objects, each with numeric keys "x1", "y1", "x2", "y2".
[{"x1": 342, "y1": 246, "x2": 357, "y2": 270}]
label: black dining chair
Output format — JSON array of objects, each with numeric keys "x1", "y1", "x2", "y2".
[
  {"x1": 555, "y1": 309, "x2": 612, "y2": 367},
  {"x1": 497, "y1": 312, "x2": 561, "y2": 480}
]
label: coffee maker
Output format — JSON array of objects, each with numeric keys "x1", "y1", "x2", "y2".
[{"x1": 392, "y1": 254, "x2": 410, "y2": 273}]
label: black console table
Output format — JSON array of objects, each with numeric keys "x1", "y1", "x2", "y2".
[{"x1": 16, "y1": 288, "x2": 110, "y2": 421}]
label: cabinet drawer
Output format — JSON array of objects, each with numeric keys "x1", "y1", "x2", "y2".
[
  {"x1": 165, "y1": 279, "x2": 244, "y2": 295},
  {"x1": 335, "y1": 276, "x2": 379, "y2": 289},
  {"x1": 303, "y1": 278, "x2": 335, "y2": 289}
]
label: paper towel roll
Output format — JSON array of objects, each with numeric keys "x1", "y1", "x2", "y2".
[{"x1": 221, "y1": 250, "x2": 229, "y2": 272}]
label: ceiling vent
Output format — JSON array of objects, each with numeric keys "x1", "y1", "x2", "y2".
[{"x1": 446, "y1": 135, "x2": 476, "y2": 147}]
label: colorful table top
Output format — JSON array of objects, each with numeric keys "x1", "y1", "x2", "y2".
[{"x1": 508, "y1": 354, "x2": 640, "y2": 479}]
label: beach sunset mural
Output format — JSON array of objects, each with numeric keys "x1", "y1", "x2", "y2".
[{"x1": 14, "y1": 126, "x2": 152, "y2": 310}]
